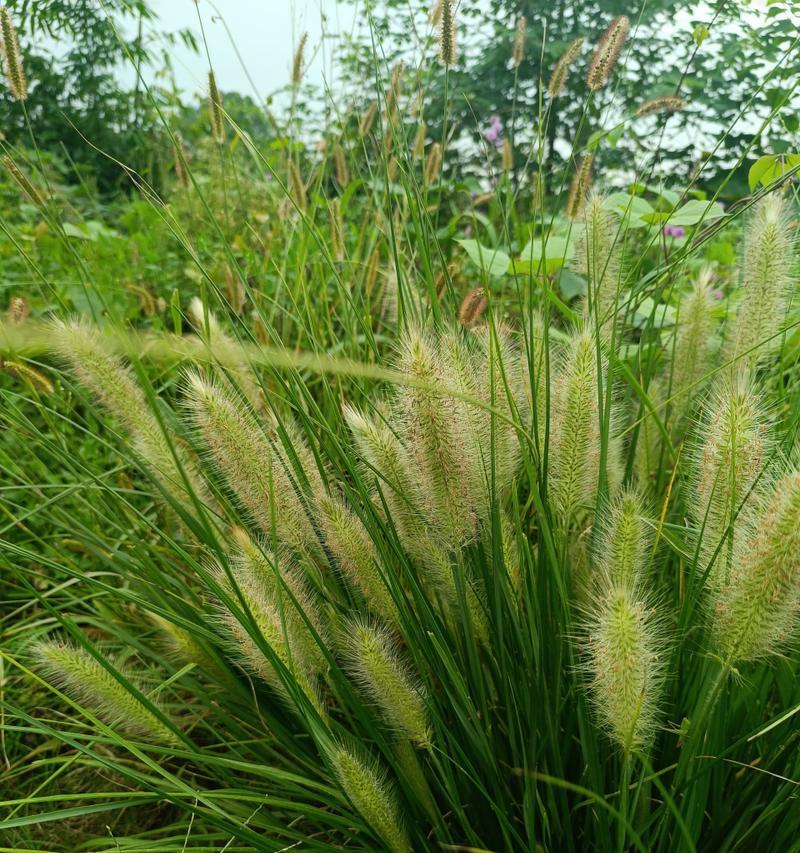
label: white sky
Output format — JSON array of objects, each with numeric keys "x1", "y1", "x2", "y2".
[{"x1": 149, "y1": 1, "x2": 357, "y2": 102}]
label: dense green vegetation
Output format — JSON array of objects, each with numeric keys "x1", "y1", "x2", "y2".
[{"x1": 2, "y1": 2, "x2": 800, "y2": 851}]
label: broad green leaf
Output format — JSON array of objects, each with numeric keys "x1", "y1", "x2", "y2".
[
  {"x1": 606, "y1": 193, "x2": 654, "y2": 228},
  {"x1": 62, "y1": 222, "x2": 94, "y2": 241},
  {"x1": 557, "y1": 270, "x2": 587, "y2": 300},
  {"x1": 643, "y1": 199, "x2": 725, "y2": 227},
  {"x1": 748, "y1": 153, "x2": 800, "y2": 191},
  {"x1": 518, "y1": 233, "x2": 574, "y2": 273},
  {"x1": 457, "y1": 238, "x2": 511, "y2": 277},
  {"x1": 634, "y1": 296, "x2": 678, "y2": 328}
]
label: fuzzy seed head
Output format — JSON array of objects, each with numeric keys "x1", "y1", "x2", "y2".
[
  {"x1": 396, "y1": 327, "x2": 477, "y2": 545},
  {"x1": 438, "y1": 0, "x2": 456, "y2": 66},
  {"x1": 52, "y1": 319, "x2": 203, "y2": 504},
  {"x1": 723, "y1": 194, "x2": 794, "y2": 372},
  {"x1": 289, "y1": 159, "x2": 308, "y2": 214},
  {"x1": 343, "y1": 618, "x2": 430, "y2": 747},
  {"x1": 711, "y1": 471, "x2": 800, "y2": 663},
  {"x1": 184, "y1": 372, "x2": 316, "y2": 552},
  {"x1": 3, "y1": 156, "x2": 44, "y2": 205},
  {"x1": 566, "y1": 154, "x2": 593, "y2": 220},
  {"x1": 330, "y1": 198, "x2": 345, "y2": 262},
  {"x1": 425, "y1": 142, "x2": 442, "y2": 185},
  {"x1": 329, "y1": 744, "x2": 411, "y2": 853},
  {"x1": 512, "y1": 16, "x2": 527, "y2": 68},
  {"x1": 33, "y1": 641, "x2": 177, "y2": 743},
  {"x1": 691, "y1": 376, "x2": 772, "y2": 590},
  {"x1": 360, "y1": 101, "x2": 379, "y2": 136},
  {"x1": 0, "y1": 6, "x2": 27, "y2": 100},
  {"x1": 595, "y1": 488, "x2": 650, "y2": 590},
  {"x1": 501, "y1": 138, "x2": 513, "y2": 173},
  {"x1": 585, "y1": 584, "x2": 663, "y2": 751},
  {"x1": 575, "y1": 193, "x2": 624, "y2": 336},
  {"x1": 291, "y1": 32, "x2": 308, "y2": 86},
  {"x1": 548, "y1": 36, "x2": 584, "y2": 97},
  {"x1": 458, "y1": 287, "x2": 488, "y2": 328},
  {"x1": 636, "y1": 95, "x2": 685, "y2": 117},
  {"x1": 549, "y1": 330, "x2": 621, "y2": 522},
  {"x1": 318, "y1": 494, "x2": 400, "y2": 627},
  {"x1": 333, "y1": 143, "x2": 349, "y2": 186},
  {"x1": 207, "y1": 70, "x2": 225, "y2": 144},
  {"x1": 669, "y1": 268, "x2": 716, "y2": 423},
  {"x1": 587, "y1": 16, "x2": 629, "y2": 92},
  {"x1": 412, "y1": 121, "x2": 427, "y2": 161}
]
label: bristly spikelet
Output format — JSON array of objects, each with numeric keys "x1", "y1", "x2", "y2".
[
  {"x1": 520, "y1": 310, "x2": 551, "y2": 459},
  {"x1": 292, "y1": 32, "x2": 308, "y2": 86},
  {"x1": 723, "y1": 194, "x2": 794, "y2": 372},
  {"x1": 329, "y1": 743, "x2": 412, "y2": 853},
  {"x1": 396, "y1": 327, "x2": 476, "y2": 546},
  {"x1": 575, "y1": 193, "x2": 623, "y2": 337},
  {"x1": 183, "y1": 372, "x2": 317, "y2": 553},
  {"x1": 669, "y1": 268, "x2": 716, "y2": 425},
  {"x1": 412, "y1": 121, "x2": 427, "y2": 161},
  {"x1": 343, "y1": 406, "x2": 425, "y2": 552},
  {"x1": 595, "y1": 488, "x2": 651, "y2": 590},
  {"x1": 149, "y1": 612, "x2": 215, "y2": 672},
  {"x1": 438, "y1": 0, "x2": 456, "y2": 66},
  {"x1": 216, "y1": 564, "x2": 322, "y2": 710},
  {"x1": 587, "y1": 16, "x2": 630, "y2": 92},
  {"x1": 548, "y1": 36, "x2": 584, "y2": 98},
  {"x1": 0, "y1": 5, "x2": 27, "y2": 100},
  {"x1": 711, "y1": 471, "x2": 800, "y2": 663},
  {"x1": 549, "y1": 330, "x2": 621, "y2": 522},
  {"x1": 186, "y1": 297, "x2": 262, "y2": 412},
  {"x1": 7, "y1": 295, "x2": 28, "y2": 324},
  {"x1": 360, "y1": 101, "x2": 379, "y2": 136},
  {"x1": 343, "y1": 618, "x2": 431, "y2": 748},
  {"x1": 584, "y1": 583, "x2": 663, "y2": 752},
  {"x1": 512, "y1": 16, "x2": 526, "y2": 68},
  {"x1": 471, "y1": 324, "x2": 524, "y2": 505},
  {"x1": 318, "y1": 494, "x2": 401, "y2": 628},
  {"x1": 289, "y1": 159, "x2": 308, "y2": 214},
  {"x1": 207, "y1": 70, "x2": 225, "y2": 144},
  {"x1": 51, "y1": 319, "x2": 204, "y2": 504},
  {"x1": 330, "y1": 198, "x2": 345, "y2": 262},
  {"x1": 691, "y1": 376, "x2": 773, "y2": 591},
  {"x1": 636, "y1": 95, "x2": 685, "y2": 117},
  {"x1": 3, "y1": 155, "x2": 44, "y2": 206},
  {"x1": 425, "y1": 142, "x2": 442, "y2": 185},
  {"x1": 228, "y1": 529, "x2": 329, "y2": 676},
  {"x1": 458, "y1": 287, "x2": 488, "y2": 328},
  {"x1": 33, "y1": 641, "x2": 177, "y2": 743},
  {"x1": 333, "y1": 143, "x2": 349, "y2": 186},
  {"x1": 501, "y1": 138, "x2": 513, "y2": 172},
  {"x1": 566, "y1": 154, "x2": 593, "y2": 219}
]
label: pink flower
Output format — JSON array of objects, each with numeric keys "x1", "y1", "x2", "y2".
[
  {"x1": 662, "y1": 225, "x2": 685, "y2": 238},
  {"x1": 484, "y1": 114, "x2": 504, "y2": 149},
  {"x1": 711, "y1": 288, "x2": 724, "y2": 300}
]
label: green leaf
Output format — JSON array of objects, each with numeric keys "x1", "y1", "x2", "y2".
[
  {"x1": 643, "y1": 199, "x2": 725, "y2": 227},
  {"x1": 606, "y1": 193, "x2": 654, "y2": 228},
  {"x1": 62, "y1": 222, "x2": 94, "y2": 241},
  {"x1": 457, "y1": 239, "x2": 511, "y2": 277},
  {"x1": 747, "y1": 153, "x2": 800, "y2": 191},
  {"x1": 634, "y1": 296, "x2": 677, "y2": 329},
  {"x1": 557, "y1": 270, "x2": 587, "y2": 300},
  {"x1": 518, "y1": 233, "x2": 574, "y2": 273}
]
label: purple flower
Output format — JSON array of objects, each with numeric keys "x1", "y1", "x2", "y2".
[
  {"x1": 662, "y1": 225, "x2": 685, "y2": 238},
  {"x1": 711, "y1": 288, "x2": 724, "y2": 300},
  {"x1": 484, "y1": 114, "x2": 504, "y2": 149}
]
